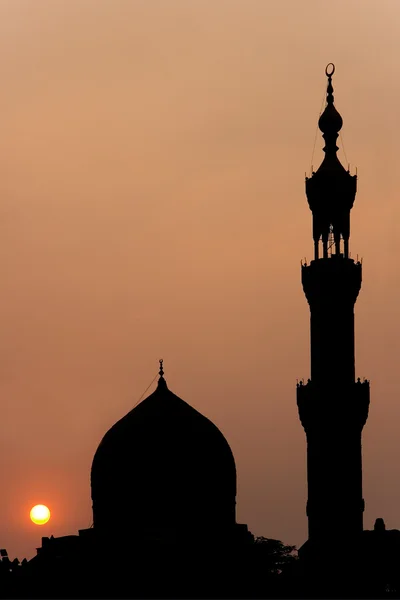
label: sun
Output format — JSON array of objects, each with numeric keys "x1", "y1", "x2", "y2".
[{"x1": 30, "y1": 504, "x2": 51, "y2": 525}]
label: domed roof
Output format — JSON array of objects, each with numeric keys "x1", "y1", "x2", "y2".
[
  {"x1": 318, "y1": 101, "x2": 343, "y2": 136},
  {"x1": 306, "y1": 64, "x2": 355, "y2": 204},
  {"x1": 91, "y1": 364, "x2": 237, "y2": 542}
]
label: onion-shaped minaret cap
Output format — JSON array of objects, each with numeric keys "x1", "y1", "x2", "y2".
[{"x1": 318, "y1": 64, "x2": 343, "y2": 135}]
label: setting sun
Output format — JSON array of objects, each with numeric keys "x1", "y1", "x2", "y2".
[{"x1": 30, "y1": 505, "x2": 51, "y2": 525}]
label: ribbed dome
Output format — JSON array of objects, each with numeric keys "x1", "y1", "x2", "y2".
[{"x1": 91, "y1": 374, "x2": 237, "y2": 543}]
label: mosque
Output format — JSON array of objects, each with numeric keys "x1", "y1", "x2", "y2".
[
  {"x1": 6, "y1": 65, "x2": 400, "y2": 597},
  {"x1": 32, "y1": 63, "x2": 366, "y2": 562},
  {"x1": 26, "y1": 363, "x2": 255, "y2": 597},
  {"x1": 90, "y1": 358, "x2": 251, "y2": 548}
]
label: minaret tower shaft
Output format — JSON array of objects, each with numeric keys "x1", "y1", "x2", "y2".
[{"x1": 297, "y1": 65, "x2": 370, "y2": 544}]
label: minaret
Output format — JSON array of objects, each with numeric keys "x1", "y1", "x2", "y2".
[{"x1": 297, "y1": 65, "x2": 370, "y2": 546}]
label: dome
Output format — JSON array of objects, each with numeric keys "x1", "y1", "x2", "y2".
[
  {"x1": 318, "y1": 103, "x2": 343, "y2": 135},
  {"x1": 91, "y1": 369, "x2": 237, "y2": 543}
]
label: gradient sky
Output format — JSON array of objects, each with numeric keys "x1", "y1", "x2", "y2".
[{"x1": 0, "y1": 0, "x2": 399, "y2": 560}]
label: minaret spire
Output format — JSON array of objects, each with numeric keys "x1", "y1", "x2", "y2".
[
  {"x1": 306, "y1": 65, "x2": 356, "y2": 261},
  {"x1": 325, "y1": 63, "x2": 335, "y2": 104},
  {"x1": 318, "y1": 63, "x2": 343, "y2": 160},
  {"x1": 297, "y1": 66, "x2": 370, "y2": 558}
]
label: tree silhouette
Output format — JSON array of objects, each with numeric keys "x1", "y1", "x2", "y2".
[{"x1": 253, "y1": 536, "x2": 298, "y2": 574}]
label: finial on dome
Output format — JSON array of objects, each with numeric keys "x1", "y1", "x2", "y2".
[{"x1": 157, "y1": 358, "x2": 168, "y2": 389}]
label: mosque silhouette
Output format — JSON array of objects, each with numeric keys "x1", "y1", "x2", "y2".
[
  {"x1": 91, "y1": 358, "x2": 249, "y2": 548},
  {"x1": 2, "y1": 66, "x2": 400, "y2": 598}
]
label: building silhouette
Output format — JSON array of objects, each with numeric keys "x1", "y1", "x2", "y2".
[
  {"x1": 296, "y1": 65, "x2": 371, "y2": 564},
  {"x1": 4, "y1": 65, "x2": 400, "y2": 598},
  {"x1": 23, "y1": 361, "x2": 254, "y2": 597},
  {"x1": 91, "y1": 359, "x2": 250, "y2": 548}
]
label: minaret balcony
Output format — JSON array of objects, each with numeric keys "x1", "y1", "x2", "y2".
[
  {"x1": 297, "y1": 378, "x2": 370, "y2": 430},
  {"x1": 305, "y1": 167, "x2": 357, "y2": 214},
  {"x1": 301, "y1": 255, "x2": 362, "y2": 307}
]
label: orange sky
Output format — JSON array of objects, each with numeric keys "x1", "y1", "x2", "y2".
[{"x1": 0, "y1": 0, "x2": 400, "y2": 560}]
